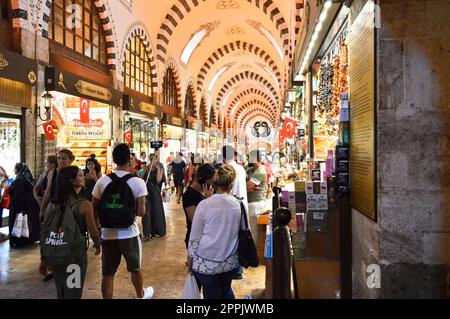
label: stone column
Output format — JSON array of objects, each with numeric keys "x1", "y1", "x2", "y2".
[{"x1": 351, "y1": 0, "x2": 450, "y2": 298}]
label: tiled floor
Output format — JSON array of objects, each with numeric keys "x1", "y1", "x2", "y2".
[{"x1": 0, "y1": 200, "x2": 266, "y2": 299}]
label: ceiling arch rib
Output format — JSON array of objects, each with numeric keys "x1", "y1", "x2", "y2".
[
  {"x1": 215, "y1": 71, "x2": 280, "y2": 109},
  {"x1": 197, "y1": 41, "x2": 282, "y2": 92},
  {"x1": 235, "y1": 100, "x2": 276, "y2": 122},
  {"x1": 239, "y1": 108, "x2": 275, "y2": 128},
  {"x1": 156, "y1": 0, "x2": 290, "y2": 64},
  {"x1": 226, "y1": 87, "x2": 277, "y2": 118}
]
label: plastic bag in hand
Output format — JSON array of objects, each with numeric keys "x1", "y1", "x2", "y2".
[{"x1": 181, "y1": 272, "x2": 201, "y2": 299}]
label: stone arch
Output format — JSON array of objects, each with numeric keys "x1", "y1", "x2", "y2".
[
  {"x1": 40, "y1": 0, "x2": 118, "y2": 71},
  {"x1": 156, "y1": 0, "x2": 290, "y2": 64},
  {"x1": 226, "y1": 87, "x2": 277, "y2": 118},
  {"x1": 240, "y1": 108, "x2": 275, "y2": 128},
  {"x1": 242, "y1": 113, "x2": 274, "y2": 130},
  {"x1": 215, "y1": 71, "x2": 279, "y2": 108},
  {"x1": 120, "y1": 22, "x2": 158, "y2": 91},
  {"x1": 197, "y1": 41, "x2": 282, "y2": 92},
  {"x1": 236, "y1": 100, "x2": 276, "y2": 122}
]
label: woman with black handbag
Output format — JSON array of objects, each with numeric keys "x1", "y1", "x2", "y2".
[
  {"x1": 142, "y1": 154, "x2": 166, "y2": 240},
  {"x1": 188, "y1": 164, "x2": 246, "y2": 299}
]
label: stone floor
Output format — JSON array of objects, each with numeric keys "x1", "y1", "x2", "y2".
[{"x1": 0, "y1": 199, "x2": 266, "y2": 299}]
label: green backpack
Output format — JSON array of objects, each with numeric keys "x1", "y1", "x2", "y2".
[{"x1": 40, "y1": 200, "x2": 87, "y2": 266}]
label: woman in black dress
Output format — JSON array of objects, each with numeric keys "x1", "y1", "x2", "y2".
[
  {"x1": 8, "y1": 163, "x2": 40, "y2": 248},
  {"x1": 83, "y1": 158, "x2": 101, "y2": 201},
  {"x1": 142, "y1": 154, "x2": 166, "y2": 240}
]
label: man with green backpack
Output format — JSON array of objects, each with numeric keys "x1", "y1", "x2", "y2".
[{"x1": 92, "y1": 143, "x2": 153, "y2": 299}]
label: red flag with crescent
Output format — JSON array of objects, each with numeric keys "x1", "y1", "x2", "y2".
[
  {"x1": 80, "y1": 98, "x2": 90, "y2": 124},
  {"x1": 282, "y1": 117, "x2": 297, "y2": 139},
  {"x1": 43, "y1": 120, "x2": 57, "y2": 141},
  {"x1": 124, "y1": 129, "x2": 132, "y2": 143}
]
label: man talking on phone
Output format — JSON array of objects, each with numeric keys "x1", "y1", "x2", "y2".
[{"x1": 246, "y1": 150, "x2": 267, "y2": 256}]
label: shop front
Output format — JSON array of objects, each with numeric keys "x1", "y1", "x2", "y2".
[
  {"x1": 161, "y1": 115, "x2": 183, "y2": 167},
  {"x1": 122, "y1": 94, "x2": 161, "y2": 157},
  {"x1": 45, "y1": 67, "x2": 122, "y2": 172},
  {"x1": 0, "y1": 49, "x2": 37, "y2": 176},
  {"x1": 208, "y1": 124, "x2": 220, "y2": 161},
  {"x1": 184, "y1": 119, "x2": 198, "y2": 157}
]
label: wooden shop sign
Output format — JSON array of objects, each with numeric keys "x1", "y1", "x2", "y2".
[
  {"x1": 0, "y1": 49, "x2": 37, "y2": 86},
  {"x1": 122, "y1": 93, "x2": 162, "y2": 118},
  {"x1": 45, "y1": 66, "x2": 122, "y2": 106}
]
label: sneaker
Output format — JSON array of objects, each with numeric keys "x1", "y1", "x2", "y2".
[
  {"x1": 137, "y1": 287, "x2": 154, "y2": 299},
  {"x1": 232, "y1": 274, "x2": 243, "y2": 280}
]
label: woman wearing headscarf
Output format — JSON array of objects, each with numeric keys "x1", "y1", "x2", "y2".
[{"x1": 8, "y1": 163, "x2": 40, "y2": 248}]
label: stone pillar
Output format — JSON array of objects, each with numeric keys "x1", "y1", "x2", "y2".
[{"x1": 351, "y1": 0, "x2": 450, "y2": 298}]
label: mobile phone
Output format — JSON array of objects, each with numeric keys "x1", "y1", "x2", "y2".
[{"x1": 250, "y1": 177, "x2": 261, "y2": 186}]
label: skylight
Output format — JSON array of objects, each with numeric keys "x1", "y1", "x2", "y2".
[
  {"x1": 222, "y1": 88, "x2": 236, "y2": 107},
  {"x1": 260, "y1": 26, "x2": 284, "y2": 62},
  {"x1": 181, "y1": 30, "x2": 207, "y2": 64},
  {"x1": 208, "y1": 66, "x2": 228, "y2": 92}
]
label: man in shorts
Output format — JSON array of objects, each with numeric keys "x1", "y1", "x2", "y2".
[{"x1": 92, "y1": 143, "x2": 153, "y2": 299}]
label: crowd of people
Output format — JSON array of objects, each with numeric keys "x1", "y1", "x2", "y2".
[{"x1": 0, "y1": 143, "x2": 273, "y2": 299}]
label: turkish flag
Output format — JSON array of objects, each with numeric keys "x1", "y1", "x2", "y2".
[
  {"x1": 124, "y1": 129, "x2": 132, "y2": 143},
  {"x1": 80, "y1": 98, "x2": 90, "y2": 124},
  {"x1": 43, "y1": 120, "x2": 57, "y2": 141},
  {"x1": 282, "y1": 117, "x2": 297, "y2": 139}
]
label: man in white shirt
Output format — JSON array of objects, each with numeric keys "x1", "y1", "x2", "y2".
[
  {"x1": 222, "y1": 145, "x2": 248, "y2": 211},
  {"x1": 92, "y1": 143, "x2": 153, "y2": 299},
  {"x1": 222, "y1": 145, "x2": 248, "y2": 280}
]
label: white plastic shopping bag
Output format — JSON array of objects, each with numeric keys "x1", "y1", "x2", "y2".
[
  {"x1": 11, "y1": 213, "x2": 24, "y2": 238},
  {"x1": 165, "y1": 188, "x2": 171, "y2": 203},
  {"x1": 21, "y1": 213, "x2": 29, "y2": 238},
  {"x1": 181, "y1": 272, "x2": 201, "y2": 299}
]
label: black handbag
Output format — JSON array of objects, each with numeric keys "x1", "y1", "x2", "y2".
[{"x1": 237, "y1": 200, "x2": 259, "y2": 268}]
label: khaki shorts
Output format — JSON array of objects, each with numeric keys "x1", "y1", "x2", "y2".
[{"x1": 101, "y1": 236, "x2": 142, "y2": 276}]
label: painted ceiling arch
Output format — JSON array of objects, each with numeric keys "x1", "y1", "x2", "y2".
[
  {"x1": 156, "y1": 0, "x2": 291, "y2": 65},
  {"x1": 196, "y1": 40, "x2": 283, "y2": 93},
  {"x1": 215, "y1": 71, "x2": 280, "y2": 109},
  {"x1": 235, "y1": 100, "x2": 276, "y2": 121},
  {"x1": 239, "y1": 108, "x2": 275, "y2": 128},
  {"x1": 226, "y1": 87, "x2": 278, "y2": 118},
  {"x1": 242, "y1": 114, "x2": 274, "y2": 132}
]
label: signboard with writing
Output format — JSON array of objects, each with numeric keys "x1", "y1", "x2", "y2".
[
  {"x1": 65, "y1": 98, "x2": 111, "y2": 140},
  {"x1": 0, "y1": 49, "x2": 37, "y2": 86},
  {"x1": 349, "y1": 1, "x2": 377, "y2": 221},
  {"x1": 45, "y1": 67, "x2": 122, "y2": 106}
]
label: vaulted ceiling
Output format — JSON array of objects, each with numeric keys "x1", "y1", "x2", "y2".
[{"x1": 135, "y1": 0, "x2": 304, "y2": 131}]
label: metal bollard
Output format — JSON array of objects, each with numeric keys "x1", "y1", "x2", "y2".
[{"x1": 272, "y1": 207, "x2": 292, "y2": 299}]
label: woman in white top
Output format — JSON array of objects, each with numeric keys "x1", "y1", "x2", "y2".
[{"x1": 188, "y1": 164, "x2": 242, "y2": 299}]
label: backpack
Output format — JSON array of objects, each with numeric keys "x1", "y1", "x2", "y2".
[
  {"x1": 98, "y1": 173, "x2": 136, "y2": 228},
  {"x1": 40, "y1": 200, "x2": 87, "y2": 266}
]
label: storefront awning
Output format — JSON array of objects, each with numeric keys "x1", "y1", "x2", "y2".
[{"x1": 45, "y1": 66, "x2": 122, "y2": 107}]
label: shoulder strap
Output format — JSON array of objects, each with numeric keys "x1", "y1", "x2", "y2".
[
  {"x1": 108, "y1": 173, "x2": 119, "y2": 181},
  {"x1": 120, "y1": 174, "x2": 134, "y2": 183},
  {"x1": 238, "y1": 199, "x2": 249, "y2": 231}
]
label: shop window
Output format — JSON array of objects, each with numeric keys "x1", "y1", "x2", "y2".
[
  {"x1": 48, "y1": 0, "x2": 107, "y2": 65},
  {"x1": 162, "y1": 68, "x2": 178, "y2": 112},
  {"x1": 184, "y1": 86, "x2": 195, "y2": 118},
  {"x1": 124, "y1": 36, "x2": 153, "y2": 98}
]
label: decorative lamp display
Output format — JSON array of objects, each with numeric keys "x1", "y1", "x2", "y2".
[
  {"x1": 37, "y1": 91, "x2": 53, "y2": 122},
  {"x1": 120, "y1": 111, "x2": 132, "y2": 131}
]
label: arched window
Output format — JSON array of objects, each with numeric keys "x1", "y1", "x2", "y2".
[
  {"x1": 184, "y1": 86, "x2": 195, "y2": 118},
  {"x1": 48, "y1": 0, "x2": 107, "y2": 64},
  {"x1": 124, "y1": 36, "x2": 153, "y2": 98},
  {"x1": 163, "y1": 68, "x2": 178, "y2": 111}
]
